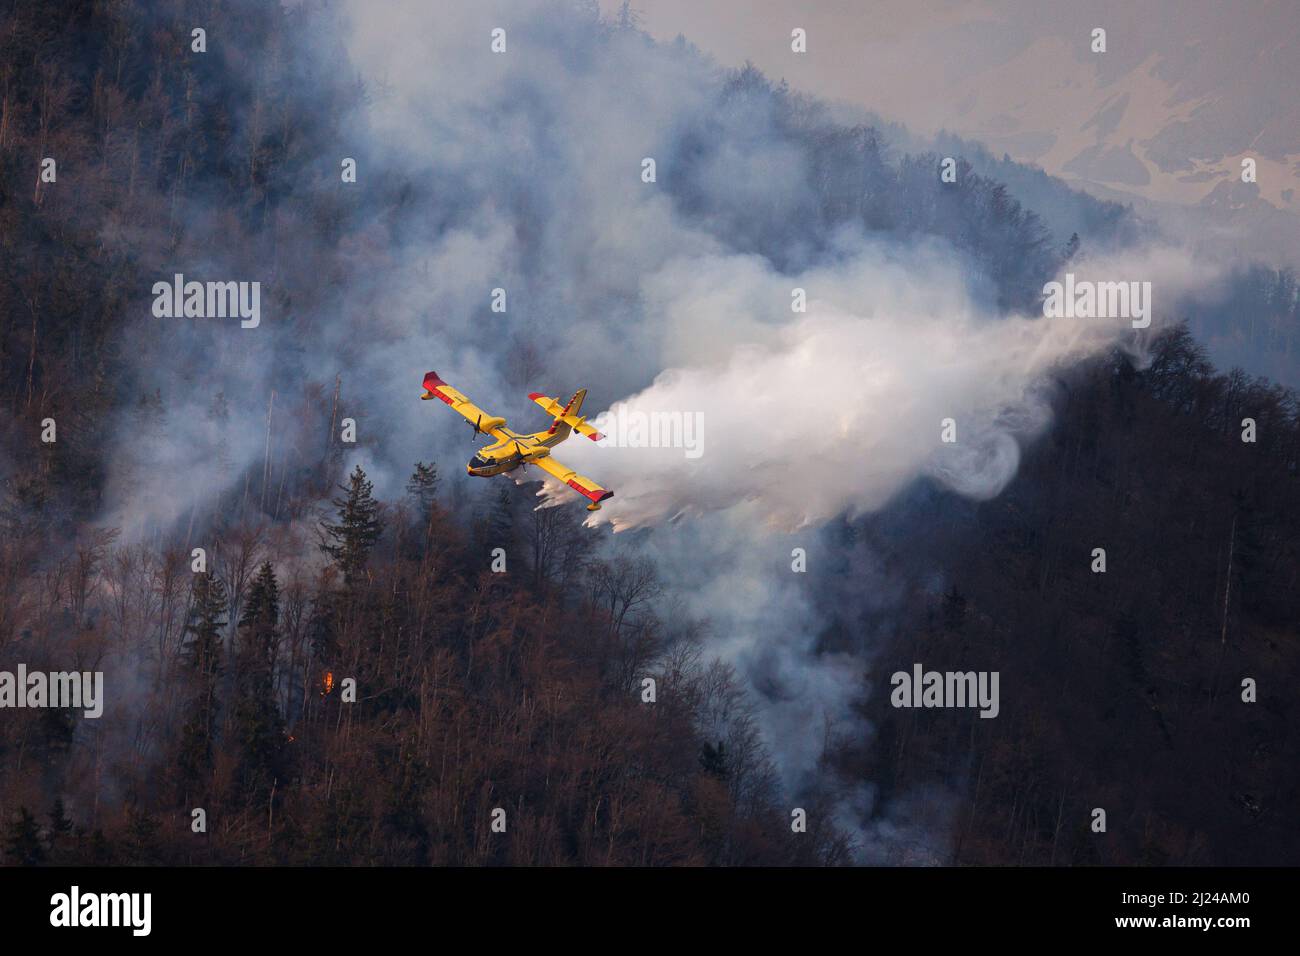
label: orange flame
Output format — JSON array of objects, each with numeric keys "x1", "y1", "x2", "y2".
[{"x1": 322, "y1": 671, "x2": 335, "y2": 696}]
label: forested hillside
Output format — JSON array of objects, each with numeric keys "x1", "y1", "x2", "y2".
[
  {"x1": 4, "y1": 459, "x2": 855, "y2": 864},
  {"x1": 830, "y1": 328, "x2": 1300, "y2": 865}
]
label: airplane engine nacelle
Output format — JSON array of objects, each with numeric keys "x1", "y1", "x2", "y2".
[{"x1": 477, "y1": 415, "x2": 507, "y2": 432}]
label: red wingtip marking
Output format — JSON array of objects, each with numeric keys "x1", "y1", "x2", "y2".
[
  {"x1": 566, "y1": 480, "x2": 613, "y2": 504},
  {"x1": 423, "y1": 371, "x2": 455, "y2": 404},
  {"x1": 528, "y1": 392, "x2": 545, "y2": 401},
  {"x1": 587, "y1": 431, "x2": 605, "y2": 442}
]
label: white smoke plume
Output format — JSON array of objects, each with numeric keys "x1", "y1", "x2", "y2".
[{"x1": 543, "y1": 242, "x2": 1214, "y2": 529}]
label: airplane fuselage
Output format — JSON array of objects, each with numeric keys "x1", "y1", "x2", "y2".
[{"x1": 466, "y1": 428, "x2": 563, "y2": 477}]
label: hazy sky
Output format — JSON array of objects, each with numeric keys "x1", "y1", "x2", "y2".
[{"x1": 599, "y1": 0, "x2": 1300, "y2": 210}]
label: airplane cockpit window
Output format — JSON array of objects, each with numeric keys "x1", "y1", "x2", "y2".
[{"x1": 469, "y1": 455, "x2": 490, "y2": 468}]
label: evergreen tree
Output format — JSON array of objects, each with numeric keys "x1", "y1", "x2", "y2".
[
  {"x1": 46, "y1": 799, "x2": 75, "y2": 864},
  {"x1": 3, "y1": 807, "x2": 45, "y2": 865},
  {"x1": 181, "y1": 572, "x2": 228, "y2": 679},
  {"x1": 233, "y1": 561, "x2": 286, "y2": 798},
  {"x1": 177, "y1": 572, "x2": 228, "y2": 790},
  {"x1": 307, "y1": 592, "x2": 340, "y2": 669},
  {"x1": 1063, "y1": 231, "x2": 1081, "y2": 261},
  {"x1": 406, "y1": 461, "x2": 439, "y2": 520},
  {"x1": 319, "y1": 465, "x2": 384, "y2": 585},
  {"x1": 405, "y1": 461, "x2": 441, "y2": 557},
  {"x1": 122, "y1": 807, "x2": 162, "y2": 865},
  {"x1": 48, "y1": 798, "x2": 73, "y2": 839}
]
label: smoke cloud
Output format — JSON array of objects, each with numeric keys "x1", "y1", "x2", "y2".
[{"x1": 544, "y1": 240, "x2": 1199, "y2": 530}]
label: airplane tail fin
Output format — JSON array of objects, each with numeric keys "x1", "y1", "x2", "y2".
[
  {"x1": 560, "y1": 388, "x2": 586, "y2": 420},
  {"x1": 528, "y1": 388, "x2": 604, "y2": 442}
]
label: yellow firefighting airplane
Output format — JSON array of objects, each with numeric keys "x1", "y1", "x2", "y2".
[{"x1": 421, "y1": 371, "x2": 614, "y2": 511}]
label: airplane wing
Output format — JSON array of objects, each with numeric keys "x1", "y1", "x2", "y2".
[
  {"x1": 529, "y1": 389, "x2": 605, "y2": 441},
  {"x1": 422, "y1": 371, "x2": 510, "y2": 440},
  {"x1": 530, "y1": 453, "x2": 614, "y2": 508}
]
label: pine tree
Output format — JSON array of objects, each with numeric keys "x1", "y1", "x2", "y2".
[
  {"x1": 177, "y1": 572, "x2": 228, "y2": 790},
  {"x1": 181, "y1": 572, "x2": 228, "y2": 679},
  {"x1": 1063, "y1": 231, "x2": 1081, "y2": 262},
  {"x1": 406, "y1": 461, "x2": 439, "y2": 519},
  {"x1": 49, "y1": 798, "x2": 73, "y2": 838},
  {"x1": 406, "y1": 461, "x2": 440, "y2": 556},
  {"x1": 3, "y1": 807, "x2": 45, "y2": 865},
  {"x1": 47, "y1": 798, "x2": 75, "y2": 863},
  {"x1": 123, "y1": 807, "x2": 162, "y2": 865},
  {"x1": 307, "y1": 592, "x2": 340, "y2": 669},
  {"x1": 233, "y1": 561, "x2": 286, "y2": 799},
  {"x1": 319, "y1": 465, "x2": 384, "y2": 585}
]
